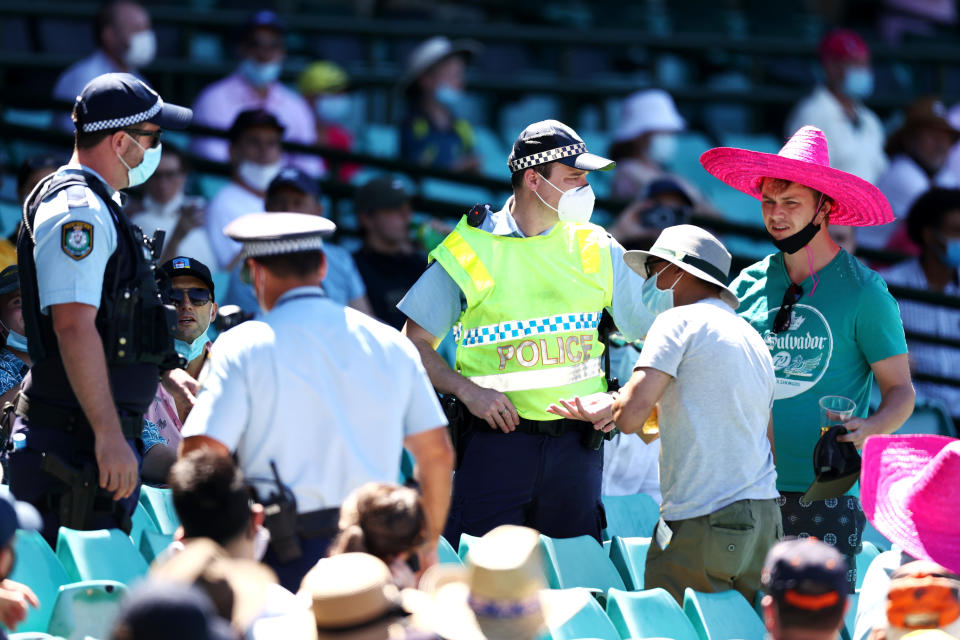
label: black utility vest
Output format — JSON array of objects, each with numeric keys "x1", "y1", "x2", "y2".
[{"x1": 19, "y1": 170, "x2": 172, "y2": 415}]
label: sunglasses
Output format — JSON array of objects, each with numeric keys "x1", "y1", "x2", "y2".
[
  {"x1": 125, "y1": 128, "x2": 163, "y2": 149},
  {"x1": 644, "y1": 258, "x2": 668, "y2": 279},
  {"x1": 164, "y1": 287, "x2": 212, "y2": 306},
  {"x1": 773, "y1": 283, "x2": 803, "y2": 333}
]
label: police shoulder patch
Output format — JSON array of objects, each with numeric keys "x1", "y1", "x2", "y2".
[{"x1": 62, "y1": 221, "x2": 94, "y2": 260}]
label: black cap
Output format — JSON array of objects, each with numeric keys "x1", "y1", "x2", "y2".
[
  {"x1": 802, "y1": 426, "x2": 862, "y2": 502},
  {"x1": 645, "y1": 177, "x2": 694, "y2": 207},
  {"x1": 73, "y1": 73, "x2": 192, "y2": 134},
  {"x1": 354, "y1": 175, "x2": 410, "y2": 214},
  {"x1": 507, "y1": 119, "x2": 614, "y2": 174},
  {"x1": 762, "y1": 538, "x2": 849, "y2": 611},
  {"x1": 161, "y1": 256, "x2": 216, "y2": 296},
  {"x1": 244, "y1": 9, "x2": 284, "y2": 37},
  {"x1": 111, "y1": 581, "x2": 236, "y2": 640},
  {"x1": 228, "y1": 108, "x2": 284, "y2": 142},
  {"x1": 0, "y1": 265, "x2": 19, "y2": 297},
  {"x1": 267, "y1": 166, "x2": 320, "y2": 200}
]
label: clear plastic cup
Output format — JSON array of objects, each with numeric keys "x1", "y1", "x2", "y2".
[{"x1": 819, "y1": 395, "x2": 856, "y2": 435}]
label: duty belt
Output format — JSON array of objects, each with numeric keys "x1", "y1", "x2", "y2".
[
  {"x1": 15, "y1": 394, "x2": 143, "y2": 440},
  {"x1": 297, "y1": 506, "x2": 341, "y2": 539}
]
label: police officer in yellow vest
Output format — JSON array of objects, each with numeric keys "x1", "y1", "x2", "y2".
[{"x1": 400, "y1": 120, "x2": 655, "y2": 543}]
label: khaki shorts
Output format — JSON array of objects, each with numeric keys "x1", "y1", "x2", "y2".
[{"x1": 644, "y1": 498, "x2": 783, "y2": 605}]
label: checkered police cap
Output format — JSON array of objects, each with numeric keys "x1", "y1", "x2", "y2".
[
  {"x1": 224, "y1": 212, "x2": 337, "y2": 260},
  {"x1": 507, "y1": 119, "x2": 614, "y2": 174},
  {"x1": 74, "y1": 73, "x2": 192, "y2": 134}
]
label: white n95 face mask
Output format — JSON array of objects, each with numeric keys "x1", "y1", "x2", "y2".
[
  {"x1": 238, "y1": 161, "x2": 281, "y2": 193},
  {"x1": 535, "y1": 173, "x2": 596, "y2": 223},
  {"x1": 124, "y1": 30, "x2": 156, "y2": 69}
]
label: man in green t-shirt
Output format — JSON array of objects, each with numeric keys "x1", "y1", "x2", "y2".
[{"x1": 700, "y1": 126, "x2": 916, "y2": 592}]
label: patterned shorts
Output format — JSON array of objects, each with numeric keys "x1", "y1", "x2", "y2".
[{"x1": 778, "y1": 491, "x2": 866, "y2": 593}]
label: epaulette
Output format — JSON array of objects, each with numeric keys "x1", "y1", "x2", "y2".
[{"x1": 64, "y1": 184, "x2": 90, "y2": 209}]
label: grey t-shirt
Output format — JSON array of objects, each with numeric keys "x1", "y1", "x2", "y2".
[
  {"x1": 636, "y1": 298, "x2": 779, "y2": 521},
  {"x1": 397, "y1": 197, "x2": 655, "y2": 340}
]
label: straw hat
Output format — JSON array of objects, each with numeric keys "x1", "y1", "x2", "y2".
[
  {"x1": 699, "y1": 126, "x2": 894, "y2": 227},
  {"x1": 885, "y1": 97, "x2": 960, "y2": 157},
  {"x1": 405, "y1": 525, "x2": 548, "y2": 640},
  {"x1": 860, "y1": 435, "x2": 960, "y2": 574}
]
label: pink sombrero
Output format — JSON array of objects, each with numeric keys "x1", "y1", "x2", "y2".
[
  {"x1": 699, "y1": 125, "x2": 894, "y2": 227},
  {"x1": 860, "y1": 435, "x2": 960, "y2": 574}
]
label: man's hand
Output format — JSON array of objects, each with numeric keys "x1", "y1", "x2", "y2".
[
  {"x1": 161, "y1": 368, "x2": 199, "y2": 422},
  {"x1": 460, "y1": 384, "x2": 520, "y2": 433},
  {"x1": 0, "y1": 579, "x2": 39, "y2": 630},
  {"x1": 95, "y1": 432, "x2": 139, "y2": 500},
  {"x1": 547, "y1": 392, "x2": 617, "y2": 432},
  {"x1": 836, "y1": 417, "x2": 878, "y2": 449}
]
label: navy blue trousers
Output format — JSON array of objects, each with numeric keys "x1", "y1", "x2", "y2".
[
  {"x1": 444, "y1": 428, "x2": 604, "y2": 546},
  {"x1": 8, "y1": 416, "x2": 142, "y2": 547},
  {"x1": 262, "y1": 535, "x2": 333, "y2": 592}
]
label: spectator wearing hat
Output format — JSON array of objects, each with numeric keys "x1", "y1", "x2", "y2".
[
  {"x1": 52, "y1": 1, "x2": 155, "y2": 132},
  {"x1": 181, "y1": 212, "x2": 453, "y2": 592},
  {"x1": 867, "y1": 561, "x2": 960, "y2": 640},
  {"x1": 298, "y1": 61, "x2": 360, "y2": 183},
  {"x1": 786, "y1": 29, "x2": 887, "y2": 185},
  {"x1": 109, "y1": 581, "x2": 237, "y2": 640},
  {"x1": 225, "y1": 167, "x2": 371, "y2": 316},
  {"x1": 0, "y1": 490, "x2": 42, "y2": 636},
  {"x1": 129, "y1": 145, "x2": 215, "y2": 266},
  {"x1": 353, "y1": 176, "x2": 427, "y2": 330},
  {"x1": 190, "y1": 10, "x2": 320, "y2": 177},
  {"x1": 701, "y1": 126, "x2": 916, "y2": 593},
  {"x1": 761, "y1": 538, "x2": 850, "y2": 640},
  {"x1": 12, "y1": 72, "x2": 192, "y2": 542},
  {"x1": 881, "y1": 188, "x2": 960, "y2": 427},
  {"x1": 610, "y1": 176, "x2": 697, "y2": 251},
  {"x1": 205, "y1": 108, "x2": 284, "y2": 269},
  {"x1": 400, "y1": 119, "x2": 654, "y2": 545},
  {"x1": 553, "y1": 225, "x2": 780, "y2": 604},
  {"x1": 871, "y1": 99, "x2": 960, "y2": 250},
  {"x1": 400, "y1": 36, "x2": 481, "y2": 173},
  {"x1": 0, "y1": 267, "x2": 30, "y2": 408},
  {"x1": 6, "y1": 156, "x2": 64, "y2": 271}
]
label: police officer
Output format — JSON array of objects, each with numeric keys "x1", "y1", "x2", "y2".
[
  {"x1": 399, "y1": 119, "x2": 655, "y2": 545},
  {"x1": 181, "y1": 212, "x2": 453, "y2": 592},
  {"x1": 10, "y1": 73, "x2": 192, "y2": 543}
]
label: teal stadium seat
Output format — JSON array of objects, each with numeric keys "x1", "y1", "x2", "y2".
[
  {"x1": 472, "y1": 126, "x2": 509, "y2": 179},
  {"x1": 420, "y1": 178, "x2": 495, "y2": 210},
  {"x1": 861, "y1": 520, "x2": 892, "y2": 552},
  {"x1": 9, "y1": 634, "x2": 64, "y2": 639},
  {"x1": 140, "y1": 530, "x2": 174, "y2": 564},
  {"x1": 601, "y1": 493, "x2": 659, "y2": 539},
  {"x1": 541, "y1": 588, "x2": 621, "y2": 640},
  {"x1": 46, "y1": 580, "x2": 127, "y2": 640},
  {"x1": 682, "y1": 588, "x2": 766, "y2": 640},
  {"x1": 458, "y1": 533, "x2": 479, "y2": 562},
  {"x1": 842, "y1": 592, "x2": 859, "y2": 640},
  {"x1": 607, "y1": 536, "x2": 650, "y2": 591},
  {"x1": 896, "y1": 399, "x2": 955, "y2": 437},
  {"x1": 664, "y1": 132, "x2": 717, "y2": 197},
  {"x1": 605, "y1": 587, "x2": 700, "y2": 640},
  {"x1": 718, "y1": 133, "x2": 782, "y2": 155},
  {"x1": 56, "y1": 528, "x2": 149, "y2": 585},
  {"x1": 7, "y1": 530, "x2": 70, "y2": 633},
  {"x1": 138, "y1": 486, "x2": 180, "y2": 535},
  {"x1": 857, "y1": 541, "x2": 881, "y2": 590},
  {"x1": 539, "y1": 535, "x2": 625, "y2": 593},
  {"x1": 362, "y1": 124, "x2": 399, "y2": 158},
  {"x1": 436, "y1": 536, "x2": 463, "y2": 565},
  {"x1": 128, "y1": 503, "x2": 160, "y2": 549}
]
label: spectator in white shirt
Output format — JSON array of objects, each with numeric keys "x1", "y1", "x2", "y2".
[
  {"x1": 882, "y1": 187, "x2": 960, "y2": 428},
  {"x1": 190, "y1": 10, "x2": 321, "y2": 176},
  {"x1": 785, "y1": 29, "x2": 887, "y2": 185},
  {"x1": 205, "y1": 109, "x2": 282, "y2": 269},
  {"x1": 52, "y1": 1, "x2": 155, "y2": 131}
]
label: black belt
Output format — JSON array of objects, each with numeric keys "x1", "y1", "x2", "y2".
[
  {"x1": 15, "y1": 394, "x2": 143, "y2": 440},
  {"x1": 297, "y1": 506, "x2": 341, "y2": 539},
  {"x1": 510, "y1": 416, "x2": 584, "y2": 436}
]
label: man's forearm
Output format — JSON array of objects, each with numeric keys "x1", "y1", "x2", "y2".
[
  {"x1": 869, "y1": 383, "x2": 916, "y2": 435},
  {"x1": 58, "y1": 324, "x2": 123, "y2": 436},
  {"x1": 408, "y1": 336, "x2": 476, "y2": 399},
  {"x1": 416, "y1": 453, "x2": 453, "y2": 542}
]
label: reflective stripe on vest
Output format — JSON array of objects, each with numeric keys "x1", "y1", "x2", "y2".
[
  {"x1": 468, "y1": 358, "x2": 602, "y2": 393},
  {"x1": 454, "y1": 311, "x2": 603, "y2": 347}
]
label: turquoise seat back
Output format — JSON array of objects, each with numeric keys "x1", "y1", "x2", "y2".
[
  {"x1": 437, "y1": 536, "x2": 462, "y2": 565},
  {"x1": 601, "y1": 493, "x2": 659, "y2": 540},
  {"x1": 608, "y1": 536, "x2": 650, "y2": 591},
  {"x1": 140, "y1": 530, "x2": 174, "y2": 564},
  {"x1": 138, "y1": 486, "x2": 180, "y2": 535},
  {"x1": 47, "y1": 580, "x2": 127, "y2": 640},
  {"x1": 539, "y1": 535, "x2": 625, "y2": 592},
  {"x1": 55, "y1": 528, "x2": 149, "y2": 585},
  {"x1": 856, "y1": 542, "x2": 882, "y2": 590},
  {"x1": 682, "y1": 588, "x2": 766, "y2": 640},
  {"x1": 128, "y1": 502, "x2": 160, "y2": 550},
  {"x1": 542, "y1": 588, "x2": 620, "y2": 640},
  {"x1": 605, "y1": 587, "x2": 700, "y2": 640},
  {"x1": 8, "y1": 530, "x2": 70, "y2": 633},
  {"x1": 458, "y1": 533, "x2": 479, "y2": 562}
]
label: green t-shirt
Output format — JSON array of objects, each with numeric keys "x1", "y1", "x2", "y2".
[{"x1": 731, "y1": 249, "x2": 907, "y2": 492}]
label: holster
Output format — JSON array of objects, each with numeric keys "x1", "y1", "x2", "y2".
[
  {"x1": 440, "y1": 394, "x2": 471, "y2": 470},
  {"x1": 39, "y1": 451, "x2": 131, "y2": 533},
  {"x1": 262, "y1": 497, "x2": 302, "y2": 563}
]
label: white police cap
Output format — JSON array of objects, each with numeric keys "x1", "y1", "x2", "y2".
[{"x1": 224, "y1": 213, "x2": 337, "y2": 260}]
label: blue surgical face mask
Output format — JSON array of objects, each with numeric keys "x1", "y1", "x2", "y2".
[
  {"x1": 648, "y1": 132, "x2": 677, "y2": 165},
  {"x1": 940, "y1": 237, "x2": 960, "y2": 268},
  {"x1": 240, "y1": 58, "x2": 282, "y2": 88},
  {"x1": 175, "y1": 327, "x2": 209, "y2": 363},
  {"x1": 434, "y1": 85, "x2": 465, "y2": 112},
  {"x1": 640, "y1": 268, "x2": 683, "y2": 316},
  {"x1": 118, "y1": 135, "x2": 162, "y2": 188},
  {"x1": 4, "y1": 329, "x2": 27, "y2": 353},
  {"x1": 843, "y1": 67, "x2": 874, "y2": 99}
]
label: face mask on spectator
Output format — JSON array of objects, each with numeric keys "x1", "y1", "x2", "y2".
[
  {"x1": 239, "y1": 58, "x2": 282, "y2": 88},
  {"x1": 940, "y1": 237, "x2": 960, "y2": 268},
  {"x1": 648, "y1": 132, "x2": 677, "y2": 165},
  {"x1": 119, "y1": 136, "x2": 162, "y2": 188},
  {"x1": 1, "y1": 321, "x2": 27, "y2": 353},
  {"x1": 123, "y1": 29, "x2": 156, "y2": 69},
  {"x1": 535, "y1": 173, "x2": 596, "y2": 223},
  {"x1": 238, "y1": 160, "x2": 281, "y2": 193},
  {"x1": 434, "y1": 85, "x2": 465, "y2": 113},
  {"x1": 641, "y1": 269, "x2": 683, "y2": 316},
  {"x1": 843, "y1": 67, "x2": 873, "y2": 99},
  {"x1": 175, "y1": 327, "x2": 209, "y2": 362},
  {"x1": 314, "y1": 94, "x2": 352, "y2": 124}
]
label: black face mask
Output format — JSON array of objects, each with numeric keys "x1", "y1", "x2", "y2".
[{"x1": 769, "y1": 198, "x2": 825, "y2": 254}]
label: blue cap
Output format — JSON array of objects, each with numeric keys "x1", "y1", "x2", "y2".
[
  {"x1": 111, "y1": 581, "x2": 236, "y2": 640},
  {"x1": 245, "y1": 9, "x2": 284, "y2": 35},
  {"x1": 267, "y1": 167, "x2": 320, "y2": 200},
  {"x1": 0, "y1": 487, "x2": 42, "y2": 548},
  {"x1": 508, "y1": 119, "x2": 614, "y2": 173},
  {"x1": 762, "y1": 538, "x2": 849, "y2": 611},
  {"x1": 73, "y1": 73, "x2": 192, "y2": 134},
  {"x1": 160, "y1": 256, "x2": 216, "y2": 296},
  {"x1": 0, "y1": 265, "x2": 19, "y2": 297}
]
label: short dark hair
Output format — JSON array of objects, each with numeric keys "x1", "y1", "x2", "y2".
[
  {"x1": 905, "y1": 187, "x2": 960, "y2": 247},
  {"x1": 94, "y1": 1, "x2": 122, "y2": 48},
  {"x1": 327, "y1": 483, "x2": 427, "y2": 561},
  {"x1": 169, "y1": 451, "x2": 251, "y2": 546},
  {"x1": 17, "y1": 154, "x2": 61, "y2": 201},
  {"x1": 252, "y1": 250, "x2": 325, "y2": 279},
  {"x1": 772, "y1": 597, "x2": 845, "y2": 632},
  {"x1": 74, "y1": 122, "x2": 120, "y2": 150},
  {"x1": 510, "y1": 161, "x2": 555, "y2": 190}
]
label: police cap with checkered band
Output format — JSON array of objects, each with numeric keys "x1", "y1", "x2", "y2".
[
  {"x1": 507, "y1": 119, "x2": 615, "y2": 174},
  {"x1": 72, "y1": 73, "x2": 193, "y2": 134}
]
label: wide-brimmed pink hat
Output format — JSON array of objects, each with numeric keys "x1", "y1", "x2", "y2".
[
  {"x1": 860, "y1": 435, "x2": 960, "y2": 574},
  {"x1": 699, "y1": 126, "x2": 894, "y2": 227}
]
